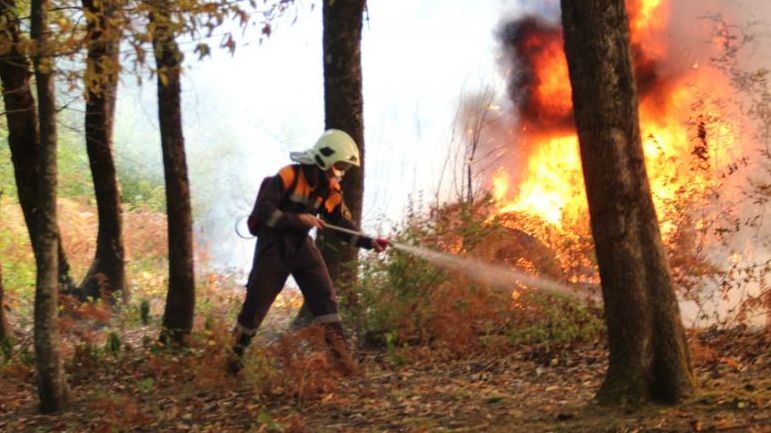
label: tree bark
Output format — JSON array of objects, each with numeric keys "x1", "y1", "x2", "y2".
[
  {"x1": 30, "y1": 0, "x2": 69, "y2": 412},
  {"x1": 317, "y1": 0, "x2": 366, "y2": 300},
  {"x1": 151, "y1": 2, "x2": 195, "y2": 344},
  {"x1": 80, "y1": 0, "x2": 127, "y2": 303},
  {"x1": 0, "y1": 0, "x2": 74, "y2": 293},
  {"x1": 560, "y1": 0, "x2": 694, "y2": 404}
]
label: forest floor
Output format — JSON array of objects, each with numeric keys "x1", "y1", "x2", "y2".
[{"x1": 1, "y1": 316, "x2": 769, "y2": 433}]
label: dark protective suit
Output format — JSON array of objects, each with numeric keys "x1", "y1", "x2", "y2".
[{"x1": 235, "y1": 163, "x2": 375, "y2": 337}]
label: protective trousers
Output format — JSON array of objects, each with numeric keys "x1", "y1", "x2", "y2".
[{"x1": 235, "y1": 235, "x2": 341, "y2": 338}]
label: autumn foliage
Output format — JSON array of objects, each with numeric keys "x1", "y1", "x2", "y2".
[{"x1": 351, "y1": 197, "x2": 604, "y2": 360}]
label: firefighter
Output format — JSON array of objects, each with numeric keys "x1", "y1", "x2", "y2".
[{"x1": 228, "y1": 129, "x2": 388, "y2": 375}]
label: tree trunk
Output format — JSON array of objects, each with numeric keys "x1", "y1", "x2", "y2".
[
  {"x1": 30, "y1": 0, "x2": 69, "y2": 412},
  {"x1": 80, "y1": 0, "x2": 126, "y2": 303},
  {"x1": 151, "y1": 2, "x2": 195, "y2": 344},
  {"x1": 317, "y1": 0, "x2": 366, "y2": 305},
  {"x1": 0, "y1": 0, "x2": 74, "y2": 293},
  {"x1": 0, "y1": 258, "x2": 9, "y2": 343},
  {"x1": 560, "y1": 0, "x2": 694, "y2": 404}
]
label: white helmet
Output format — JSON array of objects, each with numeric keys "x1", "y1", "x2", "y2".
[{"x1": 312, "y1": 129, "x2": 360, "y2": 170}]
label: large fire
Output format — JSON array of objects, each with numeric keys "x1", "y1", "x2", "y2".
[{"x1": 492, "y1": 0, "x2": 740, "y2": 231}]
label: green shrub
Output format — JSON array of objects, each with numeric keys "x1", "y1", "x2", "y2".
[
  {"x1": 506, "y1": 292, "x2": 604, "y2": 347},
  {"x1": 351, "y1": 196, "x2": 604, "y2": 357},
  {"x1": 0, "y1": 135, "x2": 18, "y2": 202},
  {"x1": 0, "y1": 336, "x2": 14, "y2": 362},
  {"x1": 105, "y1": 331, "x2": 122, "y2": 354},
  {"x1": 139, "y1": 299, "x2": 151, "y2": 325},
  {"x1": 118, "y1": 168, "x2": 166, "y2": 212},
  {"x1": 57, "y1": 134, "x2": 94, "y2": 200}
]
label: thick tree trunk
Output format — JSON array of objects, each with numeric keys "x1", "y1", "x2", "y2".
[
  {"x1": 80, "y1": 0, "x2": 126, "y2": 303},
  {"x1": 30, "y1": 0, "x2": 69, "y2": 413},
  {"x1": 560, "y1": 0, "x2": 694, "y2": 404},
  {"x1": 151, "y1": 2, "x2": 195, "y2": 344},
  {"x1": 0, "y1": 259, "x2": 9, "y2": 343},
  {"x1": 316, "y1": 0, "x2": 366, "y2": 304},
  {"x1": 0, "y1": 0, "x2": 74, "y2": 293}
]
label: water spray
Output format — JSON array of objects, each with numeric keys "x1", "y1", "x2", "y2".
[{"x1": 322, "y1": 222, "x2": 599, "y2": 302}]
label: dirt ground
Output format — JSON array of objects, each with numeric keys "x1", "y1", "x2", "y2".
[{"x1": 1, "y1": 327, "x2": 769, "y2": 433}]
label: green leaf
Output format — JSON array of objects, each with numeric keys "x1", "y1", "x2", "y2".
[
  {"x1": 257, "y1": 411, "x2": 284, "y2": 432},
  {"x1": 137, "y1": 377, "x2": 155, "y2": 393}
]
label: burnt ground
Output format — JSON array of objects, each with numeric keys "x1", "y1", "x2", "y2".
[{"x1": 0, "y1": 327, "x2": 769, "y2": 433}]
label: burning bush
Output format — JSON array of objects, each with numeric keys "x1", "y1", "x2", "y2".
[
  {"x1": 475, "y1": 1, "x2": 771, "y2": 328},
  {"x1": 352, "y1": 197, "x2": 604, "y2": 358}
]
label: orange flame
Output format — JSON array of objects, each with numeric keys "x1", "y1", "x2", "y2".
[
  {"x1": 494, "y1": 0, "x2": 740, "y2": 233},
  {"x1": 525, "y1": 32, "x2": 572, "y2": 121},
  {"x1": 628, "y1": 0, "x2": 670, "y2": 59}
]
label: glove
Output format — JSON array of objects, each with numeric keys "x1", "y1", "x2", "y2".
[{"x1": 373, "y1": 238, "x2": 389, "y2": 252}]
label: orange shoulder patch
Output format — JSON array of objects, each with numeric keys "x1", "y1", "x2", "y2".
[{"x1": 277, "y1": 165, "x2": 297, "y2": 190}]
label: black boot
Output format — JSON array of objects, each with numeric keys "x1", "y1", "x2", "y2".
[
  {"x1": 226, "y1": 329, "x2": 253, "y2": 376},
  {"x1": 323, "y1": 322, "x2": 358, "y2": 376}
]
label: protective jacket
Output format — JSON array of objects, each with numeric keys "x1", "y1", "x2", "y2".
[
  {"x1": 249, "y1": 164, "x2": 375, "y2": 250},
  {"x1": 236, "y1": 164, "x2": 374, "y2": 336}
]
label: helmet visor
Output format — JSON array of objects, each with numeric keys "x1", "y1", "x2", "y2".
[{"x1": 332, "y1": 161, "x2": 353, "y2": 172}]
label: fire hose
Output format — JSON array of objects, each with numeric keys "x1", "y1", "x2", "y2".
[
  {"x1": 322, "y1": 222, "x2": 593, "y2": 300},
  {"x1": 319, "y1": 222, "x2": 369, "y2": 238},
  {"x1": 236, "y1": 217, "x2": 595, "y2": 301},
  {"x1": 234, "y1": 216, "x2": 387, "y2": 246},
  {"x1": 321, "y1": 222, "x2": 388, "y2": 247}
]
